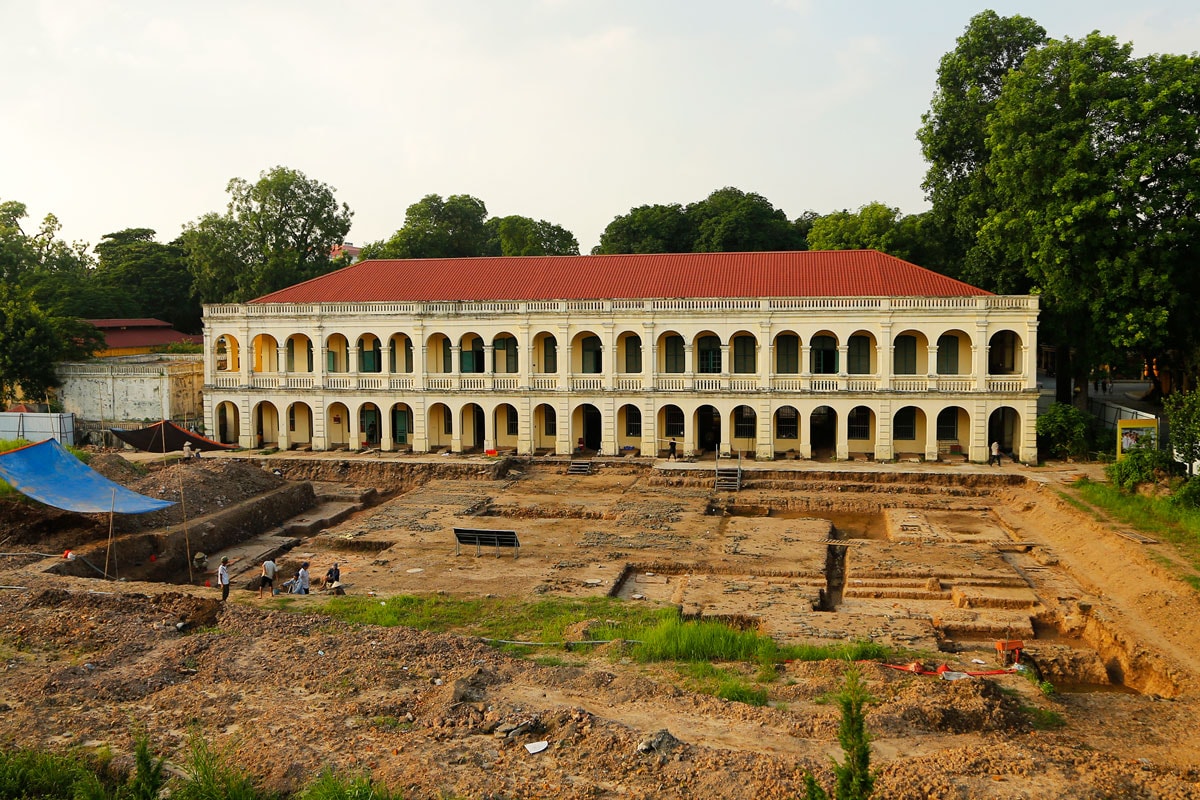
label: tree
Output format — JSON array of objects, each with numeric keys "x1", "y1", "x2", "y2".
[
  {"x1": 181, "y1": 166, "x2": 353, "y2": 303},
  {"x1": 983, "y1": 35, "x2": 1200, "y2": 399},
  {"x1": 0, "y1": 200, "x2": 101, "y2": 317},
  {"x1": 593, "y1": 188, "x2": 808, "y2": 254},
  {"x1": 361, "y1": 194, "x2": 490, "y2": 259},
  {"x1": 806, "y1": 203, "x2": 921, "y2": 259},
  {"x1": 0, "y1": 283, "x2": 102, "y2": 405},
  {"x1": 592, "y1": 202, "x2": 693, "y2": 254},
  {"x1": 484, "y1": 215, "x2": 579, "y2": 256},
  {"x1": 803, "y1": 665, "x2": 876, "y2": 800},
  {"x1": 94, "y1": 229, "x2": 201, "y2": 333},
  {"x1": 686, "y1": 187, "x2": 807, "y2": 252},
  {"x1": 1165, "y1": 391, "x2": 1200, "y2": 477},
  {"x1": 917, "y1": 11, "x2": 1047, "y2": 286}
]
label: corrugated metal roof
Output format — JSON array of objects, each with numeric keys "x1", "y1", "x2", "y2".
[{"x1": 251, "y1": 250, "x2": 991, "y2": 304}]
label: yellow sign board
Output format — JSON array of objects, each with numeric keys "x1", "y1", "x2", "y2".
[{"x1": 1116, "y1": 419, "x2": 1159, "y2": 458}]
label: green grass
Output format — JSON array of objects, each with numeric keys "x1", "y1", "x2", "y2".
[
  {"x1": 299, "y1": 768, "x2": 401, "y2": 800},
  {"x1": 0, "y1": 747, "x2": 118, "y2": 799},
  {"x1": 1070, "y1": 478, "x2": 1200, "y2": 588},
  {"x1": 310, "y1": 594, "x2": 674, "y2": 644},
  {"x1": 675, "y1": 662, "x2": 770, "y2": 706},
  {"x1": 303, "y1": 593, "x2": 891, "y2": 668}
]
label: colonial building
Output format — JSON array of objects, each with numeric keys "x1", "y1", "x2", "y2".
[{"x1": 201, "y1": 250, "x2": 1039, "y2": 462}]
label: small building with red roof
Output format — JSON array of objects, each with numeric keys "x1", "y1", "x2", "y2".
[
  {"x1": 86, "y1": 319, "x2": 202, "y2": 358},
  {"x1": 202, "y1": 250, "x2": 1039, "y2": 462}
]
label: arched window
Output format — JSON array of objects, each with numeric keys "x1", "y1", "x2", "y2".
[
  {"x1": 697, "y1": 336, "x2": 721, "y2": 374},
  {"x1": 625, "y1": 335, "x2": 642, "y2": 373},
  {"x1": 625, "y1": 406, "x2": 642, "y2": 437},
  {"x1": 775, "y1": 335, "x2": 799, "y2": 373},
  {"x1": 581, "y1": 335, "x2": 602, "y2": 373},
  {"x1": 894, "y1": 335, "x2": 917, "y2": 375},
  {"x1": 664, "y1": 335, "x2": 684, "y2": 373},
  {"x1": 811, "y1": 336, "x2": 838, "y2": 374}
]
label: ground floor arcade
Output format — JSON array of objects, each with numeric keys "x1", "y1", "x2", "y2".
[{"x1": 205, "y1": 392, "x2": 1038, "y2": 463}]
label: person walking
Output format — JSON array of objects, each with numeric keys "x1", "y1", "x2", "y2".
[
  {"x1": 217, "y1": 556, "x2": 231, "y2": 602},
  {"x1": 259, "y1": 557, "x2": 277, "y2": 598},
  {"x1": 990, "y1": 441, "x2": 1001, "y2": 466}
]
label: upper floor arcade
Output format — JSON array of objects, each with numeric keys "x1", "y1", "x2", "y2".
[{"x1": 204, "y1": 294, "x2": 1038, "y2": 397}]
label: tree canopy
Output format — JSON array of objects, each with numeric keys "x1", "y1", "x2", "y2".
[
  {"x1": 361, "y1": 195, "x2": 580, "y2": 259},
  {"x1": 806, "y1": 202, "x2": 927, "y2": 261},
  {"x1": 981, "y1": 33, "x2": 1200, "y2": 395},
  {"x1": 593, "y1": 188, "x2": 810, "y2": 254},
  {"x1": 94, "y1": 229, "x2": 201, "y2": 333},
  {"x1": 0, "y1": 201, "x2": 104, "y2": 403},
  {"x1": 917, "y1": 10, "x2": 1047, "y2": 287},
  {"x1": 181, "y1": 166, "x2": 353, "y2": 303}
]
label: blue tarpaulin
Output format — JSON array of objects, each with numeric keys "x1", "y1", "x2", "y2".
[{"x1": 0, "y1": 438, "x2": 175, "y2": 514}]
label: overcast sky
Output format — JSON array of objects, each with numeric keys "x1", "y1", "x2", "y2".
[{"x1": 3, "y1": 1, "x2": 1198, "y2": 255}]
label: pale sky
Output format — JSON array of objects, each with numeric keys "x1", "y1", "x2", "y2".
[{"x1": 3, "y1": 1, "x2": 1198, "y2": 256}]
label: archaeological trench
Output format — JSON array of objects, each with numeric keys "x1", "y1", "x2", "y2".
[{"x1": 34, "y1": 454, "x2": 1183, "y2": 699}]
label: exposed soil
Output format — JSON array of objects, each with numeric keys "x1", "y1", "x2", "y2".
[{"x1": 1, "y1": 453, "x2": 1199, "y2": 799}]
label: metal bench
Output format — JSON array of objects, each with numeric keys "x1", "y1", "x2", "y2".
[{"x1": 454, "y1": 527, "x2": 520, "y2": 559}]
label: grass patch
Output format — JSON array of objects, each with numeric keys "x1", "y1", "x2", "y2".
[
  {"x1": 592, "y1": 617, "x2": 890, "y2": 665},
  {"x1": 1024, "y1": 705, "x2": 1067, "y2": 730},
  {"x1": 675, "y1": 662, "x2": 770, "y2": 706},
  {"x1": 1070, "y1": 478, "x2": 1200, "y2": 584},
  {"x1": 308, "y1": 594, "x2": 891, "y2": 667},
  {"x1": 313, "y1": 593, "x2": 674, "y2": 644}
]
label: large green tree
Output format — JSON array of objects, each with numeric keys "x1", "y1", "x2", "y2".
[
  {"x1": 0, "y1": 200, "x2": 100, "y2": 317},
  {"x1": 483, "y1": 215, "x2": 579, "y2": 256},
  {"x1": 806, "y1": 202, "x2": 924, "y2": 260},
  {"x1": 93, "y1": 229, "x2": 201, "y2": 332},
  {"x1": 917, "y1": 11, "x2": 1047, "y2": 286},
  {"x1": 983, "y1": 34, "x2": 1200, "y2": 398},
  {"x1": 593, "y1": 187, "x2": 809, "y2": 254},
  {"x1": 592, "y1": 202, "x2": 693, "y2": 254},
  {"x1": 687, "y1": 187, "x2": 807, "y2": 252},
  {"x1": 361, "y1": 194, "x2": 490, "y2": 259},
  {"x1": 0, "y1": 201, "x2": 104, "y2": 403},
  {"x1": 182, "y1": 166, "x2": 353, "y2": 303}
]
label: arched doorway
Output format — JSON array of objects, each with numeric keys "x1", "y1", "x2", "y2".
[
  {"x1": 253, "y1": 401, "x2": 279, "y2": 448},
  {"x1": 359, "y1": 403, "x2": 381, "y2": 447},
  {"x1": 326, "y1": 402, "x2": 350, "y2": 448},
  {"x1": 810, "y1": 405, "x2": 837, "y2": 458},
  {"x1": 286, "y1": 402, "x2": 312, "y2": 449},
  {"x1": 216, "y1": 401, "x2": 240, "y2": 445},
  {"x1": 695, "y1": 405, "x2": 721, "y2": 455},
  {"x1": 573, "y1": 403, "x2": 602, "y2": 452},
  {"x1": 390, "y1": 403, "x2": 414, "y2": 448},
  {"x1": 988, "y1": 407, "x2": 1021, "y2": 460},
  {"x1": 461, "y1": 403, "x2": 484, "y2": 451}
]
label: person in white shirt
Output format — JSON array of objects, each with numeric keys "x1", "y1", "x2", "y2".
[{"x1": 217, "y1": 557, "x2": 230, "y2": 601}]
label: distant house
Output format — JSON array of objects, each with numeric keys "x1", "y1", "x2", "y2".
[
  {"x1": 86, "y1": 319, "x2": 202, "y2": 358},
  {"x1": 55, "y1": 354, "x2": 204, "y2": 429},
  {"x1": 330, "y1": 242, "x2": 362, "y2": 263}
]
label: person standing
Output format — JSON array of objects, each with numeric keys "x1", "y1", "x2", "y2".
[
  {"x1": 217, "y1": 557, "x2": 230, "y2": 602},
  {"x1": 259, "y1": 557, "x2": 277, "y2": 598},
  {"x1": 296, "y1": 562, "x2": 311, "y2": 595},
  {"x1": 990, "y1": 441, "x2": 1001, "y2": 466},
  {"x1": 668, "y1": 438, "x2": 677, "y2": 461}
]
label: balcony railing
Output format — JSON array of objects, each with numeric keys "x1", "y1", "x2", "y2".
[{"x1": 215, "y1": 370, "x2": 1033, "y2": 395}]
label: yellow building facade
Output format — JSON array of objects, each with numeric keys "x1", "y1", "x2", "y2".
[{"x1": 201, "y1": 251, "x2": 1039, "y2": 462}]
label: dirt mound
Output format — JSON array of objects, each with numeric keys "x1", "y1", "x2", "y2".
[
  {"x1": 109, "y1": 460, "x2": 287, "y2": 531},
  {"x1": 88, "y1": 452, "x2": 150, "y2": 484}
]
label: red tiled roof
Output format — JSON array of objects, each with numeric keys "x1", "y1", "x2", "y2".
[
  {"x1": 99, "y1": 329, "x2": 201, "y2": 349},
  {"x1": 250, "y1": 251, "x2": 990, "y2": 304},
  {"x1": 86, "y1": 318, "x2": 175, "y2": 329}
]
